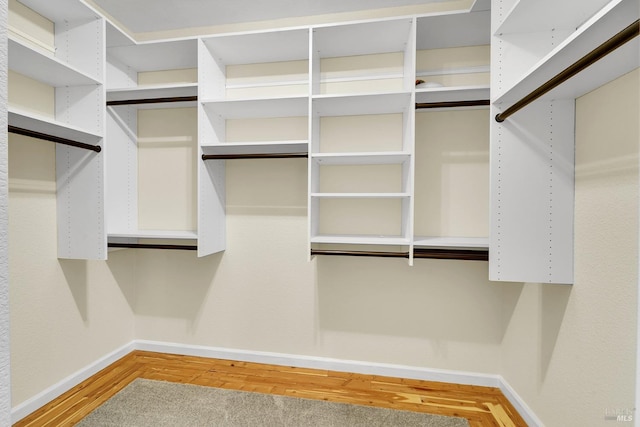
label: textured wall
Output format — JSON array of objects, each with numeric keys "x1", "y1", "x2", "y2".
[
  {"x1": 1, "y1": 0, "x2": 11, "y2": 423},
  {"x1": 500, "y1": 69, "x2": 639, "y2": 426}
]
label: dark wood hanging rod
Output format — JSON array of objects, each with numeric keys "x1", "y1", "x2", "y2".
[
  {"x1": 413, "y1": 247, "x2": 488, "y2": 261},
  {"x1": 311, "y1": 248, "x2": 488, "y2": 261},
  {"x1": 108, "y1": 242, "x2": 198, "y2": 251},
  {"x1": 202, "y1": 152, "x2": 308, "y2": 160},
  {"x1": 416, "y1": 99, "x2": 489, "y2": 109},
  {"x1": 106, "y1": 96, "x2": 198, "y2": 106},
  {"x1": 8, "y1": 125, "x2": 102, "y2": 153},
  {"x1": 495, "y1": 19, "x2": 640, "y2": 123},
  {"x1": 311, "y1": 249, "x2": 410, "y2": 258}
]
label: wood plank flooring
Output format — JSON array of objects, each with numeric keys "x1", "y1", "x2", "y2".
[{"x1": 14, "y1": 350, "x2": 527, "y2": 426}]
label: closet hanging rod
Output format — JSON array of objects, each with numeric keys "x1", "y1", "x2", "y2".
[
  {"x1": 310, "y1": 249, "x2": 409, "y2": 258},
  {"x1": 106, "y1": 96, "x2": 198, "y2": 106},
  {"x1": 8, "y1": 125, "x2": 102, "y2": 153},
  {"x1": 413, "y1": 248, "x2": 488, "y2": 261},
  {"x1": 108, "y1": 243, "x2": 198, "y2": 251},
  {"x1": 495, "y1": 19, "x2": 639, "y2": 123},
  {"x1": 202, "y1": 152, "x2": 308, "y2": 160},
  {"x1": 416, "y1": 99, "x2": 489, "y2": 109},
  {"x1": 310, "y1": 248, "x2": 489, "y2": 261}
]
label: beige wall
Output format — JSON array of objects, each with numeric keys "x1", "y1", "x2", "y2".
[
  {"x1": 8, "y1": 134, "x2": 136, "y2": 405},
  {"x1": 500, "y1": 69, "x2": 639, "y2": 426}
]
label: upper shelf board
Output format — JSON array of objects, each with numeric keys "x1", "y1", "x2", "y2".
[
  {"x1": 417, "y1": 11, "x2": 490, "y2": 50},
  {"x1": 202, "y1": 96, "x2": 308, "y2": 119},
  {"x1": 9, "y1": 107, "x2": 103, "y2": 144},
  {"x1": 312, "y1": 92, "x2": 412, "y2": 116},
  {"x1": 201, "y1": 141, "x2": 308, "y2": 155},
  {"x1": 313, "y1": 18, "x2": 414, "y2": 58},
  {"x1": 312, "y1": 152, "x2": 410, "y2": 165},
  {"x1": 202, "y1": 28, "x2": 309, "y2": 65},
  {"x1": 108, "y1": 39, "x2": 198, "y2": 72},
  {"x1": 107, "y1": 83, "x2": 198, "y2": 102},
  {"x1": 413, "y1": 236, "x2": 489, "y2": 249},
  {"x1": 496, "y1": 0, "x2": 616, "y2": 35},
  {"x1": 416, "y1": 85, "x2": 490, "y2": 104},
  {"x1": 19, "y1": 0, "x2": 99, "y2": 22},
  {"x1": 9, "y1": 36, "x2": 101, "y2": 86}
]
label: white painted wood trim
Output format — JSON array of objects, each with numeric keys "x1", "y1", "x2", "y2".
[
  {"x1": 135, "y1": 340, "x2": 501, "y2": 387},
  {"x1": 497, "y1": 375, "x2": 545, "y2": 427},
  {"x1": 10, "y1": 342, "x2": 135, "y2": 424}
]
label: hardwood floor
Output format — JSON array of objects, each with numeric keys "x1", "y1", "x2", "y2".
[{"x1": 14, "y1": 350, "x2": 527, "y2": 426}]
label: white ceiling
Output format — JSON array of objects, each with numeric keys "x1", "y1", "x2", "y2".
[{"x1": 91, "y1": 0, "x2": 462, "y2": 34}]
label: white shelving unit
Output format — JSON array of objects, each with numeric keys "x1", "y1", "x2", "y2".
[
  {"x1": 105, "y1": 23, "x2": 199, "y2": 251},
  {"x1": 198, "y1": 28, "x2": 311, "y2": 256},
  {"x1": 8, "y1": 0, "x2": 106, "y2": 260},
  {"x1": 489, "y1": 0, "x2": 639, "y2": 284},
  {"x1": 309, "y1": 18, "x2": 416, "y2": 253},
  {"x1": 413, "y1": 10, "x2": 491, "y2": 256}
]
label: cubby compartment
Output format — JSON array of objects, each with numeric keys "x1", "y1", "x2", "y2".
[
  {"x1": 311, "y1": 197, "x2": 411, "y2": 245},
  {"x1": 106, "y1": 105, "x2": 198, "y2": 247},
  {"x1": 415, "y1": 11, "x2": 490, "y2": 105},
  {"x1": 199, "y1": 28, "x2": 310, "y2": 101},
  {"x1": 311, "y1": 18, "x2": 416, "y2": 96},
  {"x1": 413, "y1": 108, "x2": 490, "y2": 251},
  {"x1": 106, "y1": 23, "x2": 198, "y2": 105}
]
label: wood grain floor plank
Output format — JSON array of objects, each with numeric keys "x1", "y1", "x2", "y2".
[{"x1": 12, "y1": 351, "x2": 528, "y2": 426}]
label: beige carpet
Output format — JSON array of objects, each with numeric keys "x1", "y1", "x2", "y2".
[{"x1": 77, "y1": 378, "x2": 470, "y2": 426}]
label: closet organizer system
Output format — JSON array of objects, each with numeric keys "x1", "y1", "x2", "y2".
[{"x1": 6, "y1": 0, "x2": 639, "y2": 284}]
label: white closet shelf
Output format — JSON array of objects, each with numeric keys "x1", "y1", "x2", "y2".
[
  {"x1": 8, "y1": 107, "x2": 102, "y2": 144},
  {"x1": 202, "y1": 141, "x2": 308, "y2": 155},
  {"x1": 416, "y1": 10, "x2": 490, "y2": 50},
  {"x1": 416, "y1": 65, "x2": 489, "y2": 78},
  {"x1": 9, "y1": 36, "x2": 101, "y2": 87},
  {"x1": 311, "y1": 192, "x2": 410, "y2": 198},
  {"x1": 312, "y1": 92, "x2": 412, "y2": 116},
  {"x1": 416, "y1": 85, "x2": 490, "y2": 104},
  {"x1": 312, "y1": 151, "x2": 410, "y2": 165},
  {"x1": 413, "y1": 236, "x2": 489, "y2": 249},
  {"x1": 202, "y1": 28, "x2": 309, "y2": 65},
  {"x1": 494, "y1": 0, "x2": 639, "y2": 105},
  {"x1": 310, "y1": 234, "x2": 410, "y2": 245},
  {"x1": 108, "y1": 230, "x2": 198, "y2": 240},
  {"x1": 496, "y1": 0, "x2": 612, "y2": 35},
  {"x1": 108, "y1": 39, "x2": 198, "y2": 72},
  {"x1": 313, "y1": 18, "x2": 413, "y2": 58},
  {"x1": 202, "y1": 96, "x2": 308, "y2": 119},
  {"x1": 20, "y1": 0, "x2": 98, "y2": 22},
  {"x1": 107, "y1": 83, "x2": 198, "y2": 103}
]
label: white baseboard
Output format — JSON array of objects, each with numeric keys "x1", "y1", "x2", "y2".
[
  {"x1": 11, "y1": 339, "x2": 543, "y2": 427},
  {"x1": 135, "y1": 339, "x2": 502, "y2": 388},
  {"x1": 498, "y1": 376, "x2": 544, "y2": 427},
  {"x1": 10, "y1": 341, "x2": 135, "y2": 424}
]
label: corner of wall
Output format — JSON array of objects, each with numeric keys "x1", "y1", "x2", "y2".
[{"x1": 0, "y1": 0, "x2": 11, "y2": 424}]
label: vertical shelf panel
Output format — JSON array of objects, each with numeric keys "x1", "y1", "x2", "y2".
[
  {"x1": 490, "y1": 100, "x2": 575, "y2": 283},
  {"x1": 106, "y1": 105, "x2": 137, "y2": 234},
  {"x1": 57, "y1": 143, "x2": 106, "y2": 259}
]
